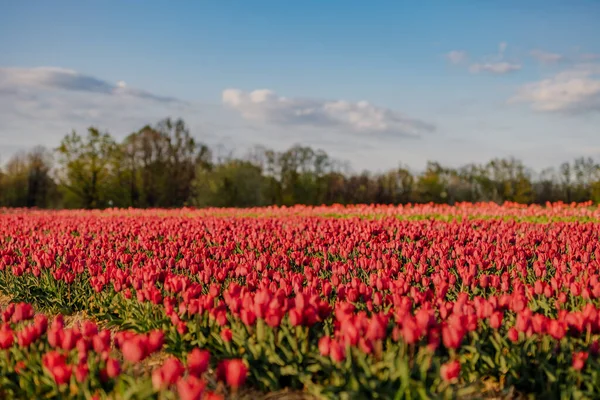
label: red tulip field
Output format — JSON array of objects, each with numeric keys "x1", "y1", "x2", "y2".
[{"x1": 2, "y1": 203, "x2": 600, "y2": 399}]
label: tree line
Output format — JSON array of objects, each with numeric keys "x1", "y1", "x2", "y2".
[{"x1": 1, "y1": 118, "x2": 599, "y2": 209}]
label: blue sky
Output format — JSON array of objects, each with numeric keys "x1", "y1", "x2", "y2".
[{"x1": 1, "y1": 0, "x2": 599, "y2": 172}]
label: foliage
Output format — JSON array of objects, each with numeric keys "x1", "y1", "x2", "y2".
[
  {"x1": 55, "y1": 128, "x2": 118, "y2": 209},
  {"x1": 2, "y1": 118, "x2": 600, "y2": 209},
  {"x1": 1, "y1": 205, "x2": 600, "y2": 398}
]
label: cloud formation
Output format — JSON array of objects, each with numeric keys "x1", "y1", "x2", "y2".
[
  {"x1": 510, "y1": 65, "x2": 600, "y2": 113},
  {"x1": 458, "y1": 42, "x2": 523, "y2": 75},
  {"x1": 0, "y1": 67, "x2": 181, "y2": 103},
  {"x1": 222, "y1": 89, "x2": 435, "y2": 137},
  {"x1": 0, "y1": 66, "x2": 197, "y2": 157},
  {"x1": 469, "y1": 62, "x2": 522, "y2": 74},
  {"x1": 530, "y1": 49, "x2": 564, "y2": 65},
  {"x1": 446, "y1": 42, "x2": 521, "y2": 75},
  {"x1": 446, "y1": 51, "x2": 468, "y2": 65}
]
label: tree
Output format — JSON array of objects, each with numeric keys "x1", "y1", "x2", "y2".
[
  {"x1": 120, "y1": 118, "x2": 212, "y2": 208},
  {"x1": 26, "y1": 147, "x2": 57, "y2": 208},
  {"x1": 533, "y1": 168, "x2": 559, "y2": 204},
  {"x1": 572, "y1": 157, "x2": 599, "y2": 202},
  {"x1": 0, "y1": 147, "x2": 57, "y2": 208},
  {"x1": 56, "y1": 127, "x2": 117, "y2": 209},
  {"x1": 3, "y1": 118, "x2": 600, "y2": 208},
  {"x1": 415, "y1": 162, "x2": 447, "y2": 203},
  {"x1": 0, "y1": 152, "x2": 28, "y2": 207},
  {"x1": 560, "y1": 162, "x2": 573, "y2": 203},
  {"x1": 192, "y1": 160, "x2": 267, "y2": 207},
  {"x1": 375, "y1": 166, "x2": 414, "y2": 204}
]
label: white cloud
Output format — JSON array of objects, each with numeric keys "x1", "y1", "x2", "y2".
[
  {"x1": 469, "y1": 62, "x2": 522, "y2": 74},
  {"x1": 0, "y1": 65, "x2": 437, "y2": 172},
  {"x1": 530, "y1": 49, "x2": 564, "y2": 65},
  {"x1": 0, "y1": 88, "x2": 190, "y2": 146},
  {"x1": 0, "y1": 67, "x2": 181, "y2": 103},
  {"x1": 510, "y1": 65, "x2": 600, "y2": 113},
  {"x1": 446, "y1": 50, "x2": 468, "y2": 65},
  {"x1": 458, "y1": 42, "x2": 522, "y2": 75},
  {"x1": 222, "y1": 89, "x2": 435, "y2": 137},
  {"x1": 0, "y1": 66, "x2": 203, "y2": 157}
]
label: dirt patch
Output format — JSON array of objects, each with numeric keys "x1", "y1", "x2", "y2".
[
  {"x1": 0, "y1": 294, "x2": 12, "y2": 309},
  {"x1": 251, "y1": 390, "x2": 318, "y2": 400},
  {"x1": 63, "y1": 311, "x2": 90, "y2": 328}
]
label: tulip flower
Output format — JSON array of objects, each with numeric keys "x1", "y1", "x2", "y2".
[
  {"x1": 440, "y1": 360, "x2": 461, "y2": 382},
  {"x1": 121, "y1": 337, "x2": 148, "y2": 363},
  {"x1": 0, "y1": 326, "x2": 14, "y2": 349},
  {"x1": 187, "y1": 348, "x2": 211, "y2": 377},
  {"x1": 217, "y1": 359, "x2": 248, "y2": 390},
  {"x1": 176, "y1": 375, "x2": 207, "y2": 400},
  {"x1": 572, "y1": 352, "x2": 589, "y2": 371}
]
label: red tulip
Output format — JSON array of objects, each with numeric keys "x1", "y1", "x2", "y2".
[
  {"x1": 50, "y1": 364, "x2": 72, "y2": 386},
  {"x1": 288, "y1": 308, "x2": 303, "y2": 326},
  {"x1": 34, "y1": 314, "x2": 48, "y2": 336},
  {"x1": 93, "y1": 330, "x2": 111, "y2": 353},
  {"x1": 75, "y1": 363, "x2": 89, "y2": 382},
  {"x1": 163, "y1": 357, "x2": 185, "y2": 385},
  {"x1": 366, "y1": 316, "x2": 387, "y2": 341},
  {"x1": 507, "y1": 327, "x2": 519, "y2": 342},
  {"x1": 330, "y1": 340, "x2": 346, "y2": 363},
  {"x1": 572, "y1": 352, "x2": 588, "y2": 371},
  {"x1": 318, "y1": 336, "x2": 331, "y2": 356},
  {"x1": 14, "y1": 360, "x2": 26, "y2": 374},
  {"x1": 42, "y1": 350, "x2": 64, "y2": 365},
  {"x1": 106, "y1": 358, "x2": 121, "y2": 378},
  {"x1": 11, "y1": 303, "x2": 34, "y2": 323},
  {"x1": 61, "y1": 329, "x2": 79, "y2": 351},
  {"x1": 47, "y1": 326, "x2": 63, "y2": 348},
  {"x1": 187, "y1": 348, "x2": 211, "y2": 377},
  {"x1": 203, "y1": 392, "x2": 224, "y2": 400},
  {"x1": 81, "y1": 321, "x2": 98, "y2": 337},
  {"x1": 440, "y1": 360, "x2": 461, "y2": 382},
  {"x1": 217, "y1": 359, "x2": 248, "y2": 389},
  {"x1": 515, "y1": 312, "x2": 532, "y2": 333},
  {"x1": 240, "y1": 309, "x2": 256, "y2": 326},
  {"x1": 265, "y1": 308, "x2": 283, "y2": 328},
  {"x1": 176, "y1": 375, "x2": 207, "y2": 400},
  {"x1": 215, "y1": 311, "x2": 228, "y2": 326},
  {"x1": 427, "y1": 327, "x2": 441, "y2": 352},
  {"x1": 0, "y1": 326, "x2": 14, "y2": 349},
  {"x1": 1, "y1": 304, "x2": 15, "y2": 323},
  {"x1": 121, "y1": 337, "x2": 148, "y2": 363},
  {"x1": 17, "y1": 325, "x2": 38, "y2": 347},
  {"x1": 548, "y1": 320, "x2": 566, "y2": 340},
  {"x1": 401, "y1": 317, "x2": 421, "y2": 345},
  {"x1": 220, "y1": 328, "x2": 233, "y2": 343},
  {"x1": 152, "y1": 368, "x2": 168, "y2": 390},
  {"x1": 148, "y1": 329, "x2": 165, "y2": 353},
  {"x1": 489, "y1": 312, "x2": 503, "y2": 329},
  {"x1": 441, "y1": 324, "x2": 464, "y2": 349}
]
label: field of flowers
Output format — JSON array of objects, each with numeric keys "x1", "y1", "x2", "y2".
[{"x1": 1, "y1": 202, "x2": 600, "y2": 399}]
